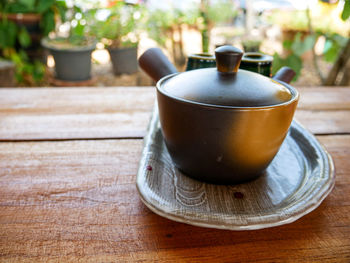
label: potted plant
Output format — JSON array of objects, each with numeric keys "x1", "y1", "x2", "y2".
[
  {"x1": 241, "y1": 39, "x2": 262, "y2": 52},
  {"x1": 146, "y1": 7, "x2": 200, "y2": 67},
  {"x1": 0, "y1": 0, "x2": 66, "y2": 85},
  {"x1": 42, "y1": 36, "x2": 96, "y2": 82},
  {"x1": 90, "y1": 2, "x2": 143, "y2": 75},
  {"x1": 41, "y1": 5, "x2": 97, "y2": 82}
]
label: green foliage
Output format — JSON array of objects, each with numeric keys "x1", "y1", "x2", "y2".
[
  {"x1": 272, "y1": 53, "x2": 303, "y2": 81},
  {"x1": 89, "y1": 2, "x2": 145, "y2": 48},
  {"x1": 323, "y1": 33, "x2": 348, "y2": 62},
  {"x1": 55, "y1": 0, "x2": 67, "y2": 23},
  {"x1": 1, "y1": 0, "x2": 67, "y2": 37},
  {"x1": 3, "y1": 0, "x2": 36, "y2": 13},
  {"x1": 268, "y1": 10, "x2": 309, "y2": 32},
  {"x1": 273, "y1": 31, "x2": 347, "y2": 81},
  {"x1": 242, "y1": 40, "x2": 262, "y2": 52},
  {"x1": 18, "y1": 27, "x2": 31, "y2": 47},
  {"x1": 43, "y1": 3, "x2": 95, "y2": 48},
  {"x1": 0, "y1": 20, "x2": 17, "y2": 49},
  {"x1": 146, "y1": 7, "x2": 199, "y2": 47},
  {"x1": 272, "y1": 2, "x2": 349, "y2": 83},
  {"x1": 6, "y1": 49, "x2": 45, "y2": 85},
  {"x1": 146, "y1": 9, "x2": 176, "y2": 47},
  {"x1": 342, "y1": 0, "x2": 350, "y2": 20},
  {"x1": 41, "y1": 9, "x2": 55, "y2": 35},
  {"x1": 268, "y1": 3, "x2": 349, "y2": 36},
  {"x1": 291, "y1": 34, "x2": 316, "y2": 56},
  {"x1": 272, "y1": 32, "x2": 316, "y2": 80},
  {"x1": 37, "y1": 0, "x2": 55, "y2": 13},
  {"x1": 206, "y1": 0, "x2": 237, "y2": 25},
  {"x1": 44, "y1": 36, "x2": 94, "y2": 49},
  {"x1": 0, "y1": 0, "x2": 67, "y2": 85},
  {"x1": 200, "y1": 0, "x2": 237, "y2": 52},
  {"x1": 146, "y1": 1, "x2": 237, "y2": 52}
]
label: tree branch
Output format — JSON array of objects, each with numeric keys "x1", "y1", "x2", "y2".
[
  {"x1": 306, "y1": 7, "x2": 325, "y2": 84},
  {"x1": 324, "y1": 38, "x2": 350, "y2": 85}
]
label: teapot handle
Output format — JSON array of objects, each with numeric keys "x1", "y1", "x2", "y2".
[
  {"x1": 272, "y1": 66, "x2": 296, "y2": 84},
  {"x1": 138, "y1": 48, "x2": 178, "y2": 82}
]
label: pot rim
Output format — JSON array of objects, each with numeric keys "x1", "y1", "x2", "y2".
[
  {"x1": 242, "y1": 52, "x2": 273, "y2": 64},
  {"x1": 41, "y1": 37, "x2": 97, "y2": 52},
  {"x1": 0, "y1": 13, "x2": 41, "y2": 23},
  {"x1": 188, "y1": 53, "x2": 216, "y2": 61},
  {"x1": 157, "y1": 71, "x2": 299, "y2": 110}
]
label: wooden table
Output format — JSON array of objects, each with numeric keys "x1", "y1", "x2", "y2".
[{"x1": 0, "y1": 86, "x2": 349, "y2": 262}]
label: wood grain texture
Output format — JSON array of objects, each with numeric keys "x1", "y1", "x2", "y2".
[
  {"x1": 0, "y1": 86, "x2": 350, "y2": 262},
  {"x1": 0, "y1": 87, "x2": 349, "y2": 141},
  {"x1": 0, "y1": 87, "x2": 155, "y2": 140},
  {"x1": 0, "y1": 137, "x2": 349, "y2": 262},
  {"x1": 297, "y1": 87, "x2": 350, "y2": 110}
]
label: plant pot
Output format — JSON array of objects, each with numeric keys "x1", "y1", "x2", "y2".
[
  {"x1": 108, "y1": 46, "x2": 138, "y2": 75},
  {"x1": 42, "y1": 38, "x2": 96, "y2": 82}
]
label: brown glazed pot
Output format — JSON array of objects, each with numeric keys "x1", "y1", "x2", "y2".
[{"x1": 139, "y1": 46, "x2": 299, "y2": 185}]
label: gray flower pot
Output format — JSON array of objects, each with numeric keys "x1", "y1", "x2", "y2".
[
  {"x1": 42, "y1": 38, "x2": 96, "y2": 81},
  {"x1": 108, "y1": 46, "x2": 138, "y2": 75}
]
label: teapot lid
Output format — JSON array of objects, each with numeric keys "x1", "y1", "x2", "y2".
[{"x1": 159, "y1": 46, "x2": 293, "y2": 107}]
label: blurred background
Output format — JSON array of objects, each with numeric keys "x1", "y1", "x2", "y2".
[{"x1": 0, "y1": 0, "x2": 349, "y2": 87}]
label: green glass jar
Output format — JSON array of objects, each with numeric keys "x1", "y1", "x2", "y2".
[
  {"x1": 185, "y1": 53, "x2": 216, "y2": 71},
  {"x1": 239, "y1": 52, "x2": 273, "y2": 77},
  {"x1": 186, "y1": 52, "x2": 273, "y2": 77}
]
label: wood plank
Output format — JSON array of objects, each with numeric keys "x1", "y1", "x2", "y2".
[
  {"x1": 295, "y1": 110, "x2": 350, "y2": 135},
  {"x1": 297, "y1": 87, "x2": 350, "y2": 110},
  {"x1": 0, "y1": 87, "x2": 155, "y2": 140},
  {"x1": 0, "y1": 136, "x2": 349, "y2": 262},
  {"x1": 0, "y1": 87, "x2": 349, "y2": 141}
]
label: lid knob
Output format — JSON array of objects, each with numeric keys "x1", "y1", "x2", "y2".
[{"x1": 215, "y1": 46, "x2": 243, "y2": 73}]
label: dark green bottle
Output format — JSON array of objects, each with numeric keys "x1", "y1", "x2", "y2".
[
  {"x1": 186, "y1": 51, "x2": 273, "y2": 77},
  {"x1": 185, "y1": 53, "x2": 216, "y2": 71},
  {"x1": 239, "y1": 52, "x2": 273, "y2": 77}
]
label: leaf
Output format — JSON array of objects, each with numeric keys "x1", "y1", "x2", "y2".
[
  {"x1": 290, "y1": 33, "x2": 303, "y2": 56},
  {"x1": 41, "y1": 9, "x2": 55, "y2": 36},
  {"x1": 18, "y1": 27, "x2": 31, "y2": 48},
  {"x1": 73, "y1": 5, "x2": 83, "y2": 14},
  {"x1": 341, "y1": 0, "x2": 350, "y2": 21},
  {"x1": 37, "y1": 0, "x2": 55, "y2": 13},
  {"x1": 286, "y1": 54, "x2": 303, "y2": 79},
  {"x1": 7, "y1": 3, "x2": 30, "y2": 13},
  {"x1": 71, "y1": 21, "x2": 85, "y2": 37},
  {"x1": 271, "y1": 53, "x2": 302, "y2": 81},
  {"x1": 282, "y1": 40, "x2": 293, "y2": 50},
  {"x1": 291, "y1": 33, "x2": 316, "y2": 56},
  {"x1": 332, "y1": 33, "x2": 347, "y2": 46},
  {"x1": 18, "y1": 49, "x2": 29, "y2": 61},
  {"x1": 323, "y1": 39, "x2": 340, "y2": 62},
  {"x1": 19, "y1": 0, "x2": 36, "y2": 11},
  {"x1": 32, "y1": 60, "x2": 45, "y2": 83},
  {"x1": 271, "y1": 53, "x2": 285, "y2": 75},
  {"x1": 323, "y1": 39, "x2": 333, "y2": 54},
  {"x1": 0, "y1": 21, "x2": 17, "y2": 49},
  {"x1": 302, "y1": 35, "x2": 316, "y2": 52},
  {"x1": 56, "y1": 0, "x2": 68, "y2": 22}
]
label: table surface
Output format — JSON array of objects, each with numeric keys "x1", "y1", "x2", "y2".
[{"x1": 0, "y1": 86, "x2": 349, "y2": 262}]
